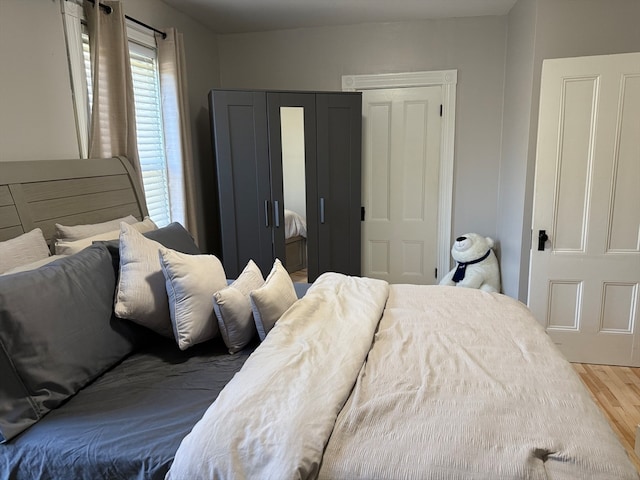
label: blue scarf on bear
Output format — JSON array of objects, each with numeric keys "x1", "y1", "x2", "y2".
[{"x1": 452, "y1": 250, "x2": 492, "y2": 283}]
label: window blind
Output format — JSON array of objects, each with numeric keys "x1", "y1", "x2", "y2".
[
  {"x1": 129, "y1": 46, "x2": 171, "y2": 227},
  {"x1": 82, "y1": 32, "x2": 93, "y2": 114}
]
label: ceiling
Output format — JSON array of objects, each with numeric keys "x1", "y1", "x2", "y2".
[{"x1": 162, "y1": 0, "x2": 519, "y2": 34}]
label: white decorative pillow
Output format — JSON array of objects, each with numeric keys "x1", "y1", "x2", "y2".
[
  {"x1": 0, "y1": 228, "x2": 51, "y2": 274},
  {"x1": 54, "y1": 217, "x2": 157, "y2": 255},
  {"x1": 114, "y1": 222, "x2": 174, "y2": 337},
  {"x1": 159, "y1": 248, "x2": 227, "y2": 350},
  {"x1": 55, "y1": 214, "x2": 138, "y2": 242},
  {"x1": 249, "y1": 259, "x2": 298, "y2": 341},
  {"x1": 1, "y1": 255, "x2": 67, "y2": 275},
  {"x1": 213, "y1": 260, "x2": 265, "y2": 353}
]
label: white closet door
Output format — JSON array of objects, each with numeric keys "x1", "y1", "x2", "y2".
[{"x1": 361, "y1": 86, "x2": 442, "y2": 284}]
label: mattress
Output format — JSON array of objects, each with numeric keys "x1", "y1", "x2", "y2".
[
  {"x1": 0, "y1": 336, "x2": 254, "y2": 480},
  {"x1": 167, "y1": 275, "x2": 639, "y2": 479}
]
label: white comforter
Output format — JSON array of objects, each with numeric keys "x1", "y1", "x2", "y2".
[
  {"x1": 167, "y1": 276, "x2": 638, "y2": 480},
  {"x1": 167, "y1": 273, "x2": 389, "y2": 480},
  {"x1": 284, "y1": 209, "x2": 306, "y2": 239},
  {"x1": 319, "y1": 285, "x2": 637, "y2": 479}
]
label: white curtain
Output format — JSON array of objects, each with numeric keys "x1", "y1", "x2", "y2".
[
  {"x1": 84, "y1": 0, "x2": 141, "y2": 180},
  {"x1": 157, "y1": 28, "x2": 198, "y2": 241}
]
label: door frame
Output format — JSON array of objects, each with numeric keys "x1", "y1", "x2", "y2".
[{"x1": 342, "y1": 70, "x2": 457, "y2": 281}]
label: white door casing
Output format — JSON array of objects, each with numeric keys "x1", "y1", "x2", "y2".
[
  {"x1": 528, "y1": 52, "x2": 640, "y2": 366},
  {"x1": 359, "y1": 86, "x2": 442, "y2": 283},
  {"x1": 342, "y1": 70, "x2": 457, "y2": 283}
]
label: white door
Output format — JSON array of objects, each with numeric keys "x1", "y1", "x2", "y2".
[
  {"x1": 361, "y1": 86, "x2": 442, "y2": 284},
  {"x1": 529, "y1": 52, "x2": 640, "y2": 366}
]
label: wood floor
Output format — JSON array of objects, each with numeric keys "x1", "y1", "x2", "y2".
[
  {"x1": 573, "y1": 363, "x2": 640, "y2": 472},
  {"x1": 289, "y1": 268, "x2": 308, "y2": 283}
]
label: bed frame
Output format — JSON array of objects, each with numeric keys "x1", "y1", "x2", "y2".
[
  {"x1": 0, "y1": 156, "x2": 147, "y2": 247},
  {"x1": 285, "y1": 235, "x2": 307, "y2": 273},
  {"x1": 0, "y1": 156, "x2": 303, "y2": 275}
]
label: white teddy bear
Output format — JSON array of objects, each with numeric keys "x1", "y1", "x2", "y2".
[{"x1": 439, "y1": 233, "x2": 501, "y2": 293}]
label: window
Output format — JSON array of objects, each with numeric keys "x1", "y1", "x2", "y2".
[
  {"x1": 63, "y1": 2, "x2": 172, "y2": 227},
  {"x1": 128, "y1": 44, "x2": 172, "y2": 226}
]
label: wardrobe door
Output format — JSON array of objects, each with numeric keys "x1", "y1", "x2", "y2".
[
  {"x1": 209, "y1": 90, "x2": 273, "y2": 278},
  {"x1": 266, "y1": 92, "x2": 316, "y2": 271},
  {"x1": 314, "y1": 93, "x2": 362, "y2": 281}
]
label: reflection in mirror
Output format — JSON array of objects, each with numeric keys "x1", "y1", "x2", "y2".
[{"x1": 280, "y1": 107, "x2": 307, "y2": 282}]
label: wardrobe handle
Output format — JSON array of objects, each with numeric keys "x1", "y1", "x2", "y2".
[
  {"x1": 264, "y1": 200, "x2": 270, "y2": 227},
  {"x1": 274, "y1": 200, "x2": 280, "y2": 228},
  {"x1": 320, "y1": 197, "x2": 325, "y2": 224}
]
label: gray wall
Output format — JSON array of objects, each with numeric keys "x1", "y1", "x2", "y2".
[
  {"x1": 497, "y1": 0, "x2": 537, "y2": 300},
  {"x1": 0, "y1": 0, "x2": 79, "y2": 161},
  {"x1": 2, "y1": 0, "x2": 638, "y2": 294},
  {"x1": 219, "y1": 4, "x2": 640, "y2": 299},
  {"x1": 217, "y1": 17, "x2": 508, "y2": 241},
  {"x1": 0, "y1": 0, "x2": 220, "y2": 247},
  {"x1": 498, "y1": 0, "x2": 640, "y2": 301}
]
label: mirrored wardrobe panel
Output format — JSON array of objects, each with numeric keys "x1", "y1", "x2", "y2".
[{"x1": 280, "y1": 107, "x2": 307, "y2": 275}]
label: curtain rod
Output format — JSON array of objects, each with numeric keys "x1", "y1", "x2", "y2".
[{"x1": 83, "y1": 0, "x2": 167, "y2": 39}]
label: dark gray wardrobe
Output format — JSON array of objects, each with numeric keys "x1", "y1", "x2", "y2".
[{"x1": 208, "y1": 89, "x2": 362, "y2": 282}]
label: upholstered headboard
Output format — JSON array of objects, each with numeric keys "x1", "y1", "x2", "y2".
[{"x1": 0, "y1": 156, "x2": 148, "y2": 245}]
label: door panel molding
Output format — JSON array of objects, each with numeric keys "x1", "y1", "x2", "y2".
[
  {"x1": 368, "y1": 102, "x2": 392, "y2": 221},
  {"x1": 553, "y1": 76, "x2": 598, "y2": 253},
  {"x1": 342, "y1": 70, "x2": 457, "y2": 282},
  {"x1": 608, "y1": 74, "x2": 640, "y2": 253}
]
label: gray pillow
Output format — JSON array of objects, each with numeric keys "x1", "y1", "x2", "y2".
[
  {"x1": 0, "y1": 245, "x2": 138, "y2": 443},
  {"x1": 97, "y1": 222, "x2": 200, "y2": 272},
  {"x1": 144, "y1": 222, "x2": 200, "y2": 254}
]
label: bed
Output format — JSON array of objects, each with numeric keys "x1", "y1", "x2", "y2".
[
  {"x1": 284, "y1": 208, "x2": 306, "y2": 274},
  {"x1": 0, "y1": 157, "x2": 637, "y2": 480}
]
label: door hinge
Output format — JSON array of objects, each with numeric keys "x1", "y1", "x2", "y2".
[
  {"x1": 435, "y1": 267, "x2": 438, "y2": 279},
  {"x1": 439, "y1": 104, "x2": 443, "y2": 117},
  {"x1": 361, "y1": 206, "x2": 365, "y2": 221}
]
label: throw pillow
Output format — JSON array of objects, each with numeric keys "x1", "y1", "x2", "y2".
[
  {"x1": 114, "y1": 223, "x2": 175, "y2": 337},
  {"x1": 159, "y1": 248, "x2": 227, "y2": 350},
  {"x1": 0, "y1": 228, "x2": 50, "y2": 274},
  {"x1": 249, "y1": 259, "x2": 298, "y2": 341},
  {"x1": 213, "y1": 260, "x2": 265, "y2": 353},
  {"x1": 54, "y1": 217, "x2": 157, "y2": 255},
  {"x1": 55, "y1": 214, "x2": 138, "y2": 242}
]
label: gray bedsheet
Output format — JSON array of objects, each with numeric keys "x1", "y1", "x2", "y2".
[{"x1": 0, "y1": 336, "x2": 254, "y2": 480}]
